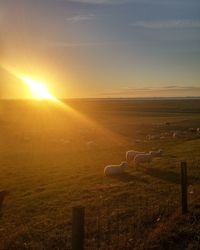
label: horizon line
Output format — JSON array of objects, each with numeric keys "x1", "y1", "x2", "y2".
[{"x1": 1, "y1": 96, "x2": 200, "y2": 101}]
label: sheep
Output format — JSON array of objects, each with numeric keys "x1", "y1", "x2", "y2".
[
  {"x1": 172, "y1": 131, "x2": 181, "y2": 138},
  {"x1": 134, "y1": 153, "x2": 152, "y2": 166},
  {"x1": 104, "y1": 162, "x2": 128, "y2": 176},
  {"x1": 188, "y1": 128, "x2": 196, "y2": 134},
  {"x1": 146, "y1": 134, "x2": 160, "y2": 140},
  {"x1": 86, "y1": 141, "x2": 97, "y2": 149},
  {"x1": 149, "y1": 149, "x2": 163, "y2": 157},
  {"x1": 126, "y1": 150, "x2": 145, "y2": 165}
]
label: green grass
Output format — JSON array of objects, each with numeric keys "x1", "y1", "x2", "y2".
[{"x1": 0, "y1": 99, "x2": 200, "y2": 249}]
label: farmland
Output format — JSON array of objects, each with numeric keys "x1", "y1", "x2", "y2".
[{"x1": 0, "y1": 99, "x2": 200, "y2": 249}]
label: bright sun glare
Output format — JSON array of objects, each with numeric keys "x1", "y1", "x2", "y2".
[{"x1": 20, "y1": 76, "x2": 56, "y2": 100}]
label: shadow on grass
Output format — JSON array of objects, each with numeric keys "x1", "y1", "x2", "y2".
[
  {"x1": 110, "y1": 172, "x2": 148, "y2": 183},
  {"x1": 143, "y1": 167, "x2": 180, "y2": 184},
  {"x1": 143, "y1": 167, "x2": 200, "y2": 184}
]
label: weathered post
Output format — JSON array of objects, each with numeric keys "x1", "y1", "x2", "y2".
[
  {"x1": 72, "y1": 206, "x2": 85, "y2": 250},
  {"x1": 180, "y1": 161, "x2": 188, "y2": 214},
  {"x1": 0, "y1": 190, "x2": 9, "y2": 211}
]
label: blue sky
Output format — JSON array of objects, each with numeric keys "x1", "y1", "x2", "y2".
[{"x1": 1, "y1": 0, "x2": 200, "y2": 98}]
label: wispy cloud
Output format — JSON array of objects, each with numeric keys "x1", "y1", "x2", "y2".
[
  {"x1": 67, "y1": 0, "x2": 163, "y2": 5},
  {"x1": 101, "y1": 86, "x2": 200, "y2": 97},
  {"x1": 42, "y1": 39, "x2": 129, "y2": 47},
  {"x1": 162, "y1": 86, "x2": 200, "y2": 90},
  {"x1": 65, "y1": 0, "x2": 196, "y2": 5},
  {"x1": 68, "y1": 0, "x2": 131, "y2": 4},
  {"x1": 131, "y1": 20, "x2": 200, "y2": 29},
  {"x1": 66, "y1": 14, "x2": 95, "y2": 23}
]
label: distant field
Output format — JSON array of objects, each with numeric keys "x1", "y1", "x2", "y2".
[{"x1": 0, "y1": 99, "x2": 200, "y2": 249}]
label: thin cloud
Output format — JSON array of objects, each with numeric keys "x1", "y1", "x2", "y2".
[
  {"x1": 43, "y1": 39, "x2": 129, "y2": 47},
  {"x1": 66, "y1": 14, "x2": 95, "y2": 23},
  {"x1": 101, "y1": 86, "x2": 200, "y2": 97},
  {"x1": 163, "y1": 86, "x2": 200, "y2": 90},
  {"x1": 131, "y1": 20, "x2": 200, "y2": 29},
  {"x1": 164, "y1": 85, "x2": 180, "y2": 89},
  {"x1": 67, "y1": 0, "x2": 132, "y2": 4},
  {"x1": 67, "y1": 0, "x2": 164, "y2": 5},
  {"x1": 65, "y1": 0, "x2": 197, "y2": 5},
  {"x1": 121, "y1": 87, "x2": 152, "y2": 91}
]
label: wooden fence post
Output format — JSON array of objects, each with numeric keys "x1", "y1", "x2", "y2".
[
  {"x1": 72, "y1": 206, "x2": 85, "y2": 250},
  {"x1": 180, "y1": 161, "x2": 188, "y2": 214}
]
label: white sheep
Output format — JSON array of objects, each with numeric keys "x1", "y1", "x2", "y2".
[
  {"x1": 146, "y1": 134, "x2": 160, "y2": 140},
  {"x1": 126, "y1": 150, "x2": 145, "y2": 165},
  {"x1": 86, "y1": 141, "x2": 97, "y2": 149},
  {"x1": 149, "y1": 149, "x2": 163, "y2": 157},
  {"x1": 134, "y1": 153, "x2": 152, "y2": 166},
  {"x1": 104, "y1": 162, "x2": 128, "y2": 176},
  {"x1": 172, "y1": 131, "x2": 181, "y2": 138}
]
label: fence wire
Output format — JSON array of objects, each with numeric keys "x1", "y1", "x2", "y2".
[{"x1": 84, "y1": 184, "x2": 180, "y2": 250}]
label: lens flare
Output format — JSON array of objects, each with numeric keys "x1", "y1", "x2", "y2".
[
  {"x1": 1, "y1": 64, "x2": 125, "y2": 145},
  {"x1": 19, "y1": 76, "x2": 56, "y2": 101}
]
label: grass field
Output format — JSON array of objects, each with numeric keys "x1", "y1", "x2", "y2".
[{"x1": 0, "y1": 99, "x2": 200, "y2": 249}]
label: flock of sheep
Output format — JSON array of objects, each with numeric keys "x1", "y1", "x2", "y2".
[
  {"x1": 146, "y1": 127, "x2": 200, "y2": 141},
  {"x1": 104, "y1": 149, "x2": 163, "y2": 176}
]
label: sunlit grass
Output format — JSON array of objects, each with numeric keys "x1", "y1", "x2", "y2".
[{"x1": 1, "y1": 65, "x2": 125, "y2": 144}]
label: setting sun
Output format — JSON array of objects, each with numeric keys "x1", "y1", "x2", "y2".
[{"x1": 20, "y1": 76, "x2": 56, "y2": 100}]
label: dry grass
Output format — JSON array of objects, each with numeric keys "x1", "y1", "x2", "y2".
[
  {"x1": 141, "y1": 199, "x2": 200, "y2": 250},
  {"x1": 0, "y1": 99, "x2": 200, "y2": 249}
]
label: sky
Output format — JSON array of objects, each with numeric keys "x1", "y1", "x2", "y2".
[{"x1": 0, "y1": 0, "x2": 200, "y2": 98}]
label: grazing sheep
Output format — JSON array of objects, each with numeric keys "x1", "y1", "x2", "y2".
[
  {"x1": 189, "y1": 128, "x2": 196, "y2": 134},
  {"x1": 150, "y1": 149, "x2": 163, "y2": 157},
  {"x1": 126, "y1": 150, "x2": 145, "y2": 164},
  {"x1": 134, "y1": 153, "x2": 152, "y2": 166},
  {"x1": 104, "y1": 162, "x2": 128, "y2": 176},
  {"x1": 146, "y1": 134, "x2": 160, "y2": 140},
  {"x1": 86, "y1": 141, "x2": 97, "y2": 149},
  {"x1": 172, "y1": 131, "x2": 181, "y2": 138}
]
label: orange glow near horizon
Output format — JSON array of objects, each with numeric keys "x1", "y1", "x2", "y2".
[
  {"x1": 19, "y1": 76, "x2": 57, "y2": 101},
  {"x1": 1, "y1": 65, "x2": 125, "y2": 144}
]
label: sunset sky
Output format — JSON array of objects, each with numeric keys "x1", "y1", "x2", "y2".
[{"x1": 0, "y1": 0, "x2": 200, "y2": 98}]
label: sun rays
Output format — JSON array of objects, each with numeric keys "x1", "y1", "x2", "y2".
[
  {"x1": 19, "y1": 76, "x2": 57, "y2": 101},
  {"x1": 1, "y1": 65, "x2": 125, "y2": 145}
]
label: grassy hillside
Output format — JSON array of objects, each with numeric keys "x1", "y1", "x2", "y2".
[
  {"x1": 0, "y1": 99, "x2": 200, "y2": 249},
  {"x1": 141, "y1": 199, "x2": 200, "y2": 250}
]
